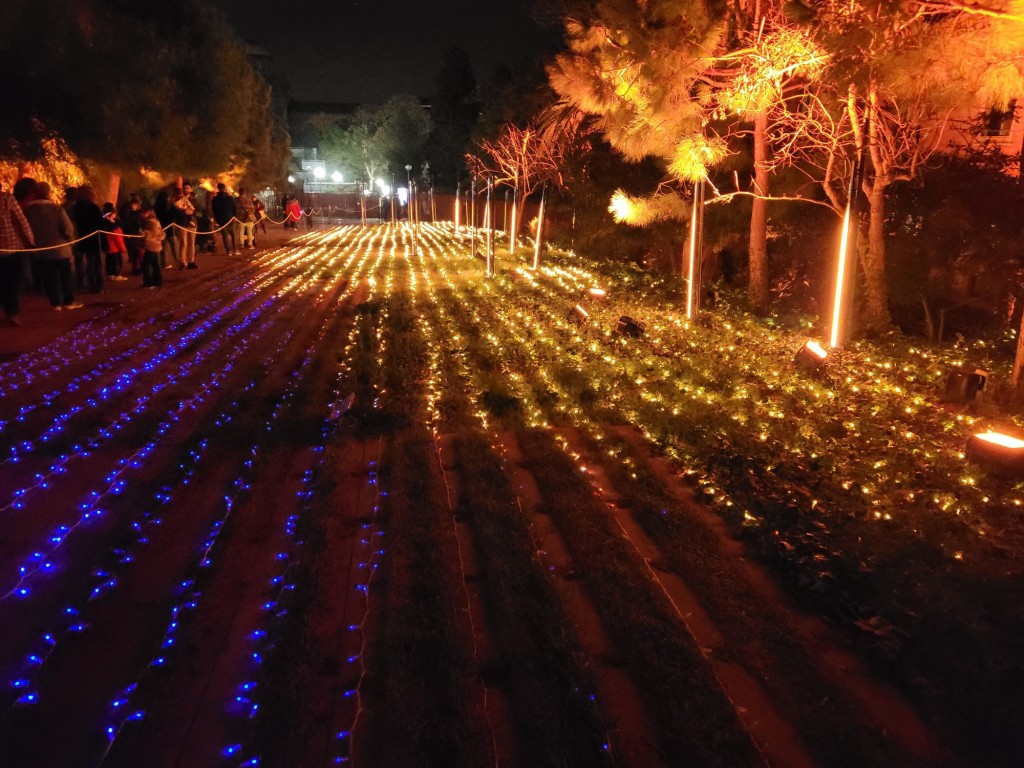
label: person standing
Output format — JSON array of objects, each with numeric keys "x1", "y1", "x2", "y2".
[
  {"x1": 175, "y1": 183, "x2": 198, "y2": 269},
  {"x1": 101, "y1": 203, "x2": 128, "y2": 280},
  {"x1": 23, "y1": 182, "x2": 83, "y2": 311},
  {"x1": 119, "y1": 195, "x2": 144, "y2": 275},
  {"x1": 0, "y1": 187, "x2": 35, "y2": 325},
  {"x1": 252, "y1": 194, "x2": 267, "y2": 248},
  {"x1": 12, "y1": 178, "x2": 40, "y2": 293},
  {"x1": 237, "y1": 187, "x2": 256, "y2": 250},
  {"x1": 140, "y1": 205, "x2": 165, "y2": 288},
  {"x1": 155, "y1": 186, "x2": 182, "y2": 270},
  {"x1": 196, "y1": 198, "x2": 214, "y2": 254},
  {"x1": 62, "y1": 187, "x2": 84, "y2": 286},
  {"x1": 73, "y1": 185, "x2": 105, "y2": 293},
  {"x1": 285, "y1": 197, "x2": 302, "y2": 230},
  {"x1": 211, "y1": 183, "x2": 238, "y2": 255}
]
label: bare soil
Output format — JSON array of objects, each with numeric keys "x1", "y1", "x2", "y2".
[{"x1": 0, "y1": 223, "x2": 959, "y2": 768}]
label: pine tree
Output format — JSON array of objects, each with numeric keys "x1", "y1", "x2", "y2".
[
  {"x1": 788, "y1": 0, "x2": 1024, "y2": 335},
  {"x1": 547, "y1": 0, "x2": 729, "y2": 219},
  {"x1": 547, "y1": 0, "x2": 817, "y2": 310}
]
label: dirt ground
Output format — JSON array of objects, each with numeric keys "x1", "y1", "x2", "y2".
[{"x1": 0, "y1": 222, "x2": 959, "y2": 768}]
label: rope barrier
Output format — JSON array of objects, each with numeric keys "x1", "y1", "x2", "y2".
[{"x1": 0, "y1": 201, "x2": 400, "y2": 254}]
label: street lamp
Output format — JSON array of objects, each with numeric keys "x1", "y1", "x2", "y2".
[
  {"x1": 331, "y1": 171, "x2": 343, "y2": 183},
  {"x1": 404, "y1": 164, "x2": 417, "y2": 253},
  {"x1": 404, "y1": 165, "x2": 413, "y2": 221}
]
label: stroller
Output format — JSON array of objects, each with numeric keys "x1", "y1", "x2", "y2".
[{"x1": 196, "y1": 209, "x2": 216, "y2": 253}]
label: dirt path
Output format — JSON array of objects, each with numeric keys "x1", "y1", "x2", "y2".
[{"x1": 494, "y1": 430, "x2": 661, "y2": 767}]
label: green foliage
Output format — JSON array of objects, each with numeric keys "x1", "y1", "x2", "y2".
[
  {"x1": 315, "y1": 96, "x2": 430, "y2": 183},
  {"x1": 0, "y1": 0, "x2": 288, "y2": 182}
]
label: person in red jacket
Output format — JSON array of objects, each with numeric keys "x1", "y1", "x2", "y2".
[
  {"x1": 102, "y1": 202, "x2": 128, "y2": 280},
  {"x1": 285, "y1": 197, "x2": 302, "y2": 230}
]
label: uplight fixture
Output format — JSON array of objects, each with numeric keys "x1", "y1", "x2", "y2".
[
  {"x1": 794, "y1": 340, "x2": 828, "y2": 372},
  {"x1": 967, "y1": 431, "x2": 1024, "y2": 476}
]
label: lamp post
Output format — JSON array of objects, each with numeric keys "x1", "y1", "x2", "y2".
[
  {"x1": 404, "y1": 165, "x2": 413, "y2": 222},
  {"x1": 391, "y1": 174, "x2": 397, "y2": 227},
  {"x1": 685, "y1": 178, "x2": 705, "y2": 320},
  {"x1": 470, "y1": 176, "x2": 477, "y2": 257},
  {"x1": 829, "y1": 112, "x2": 868, "y2": 349},
  {"x1": 486, "y1": 176, "x2": 494, "y2": 277},
  {"x1": 454, "y1": 181, "x2": 461, "y2": 232},
  {"x1": 533, "y1": 183, "x2": 547, "y2": 270}
]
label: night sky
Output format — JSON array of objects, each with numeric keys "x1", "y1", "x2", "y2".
[{"x1": 212, "y1": 0, "x2": 560, "y2": 104}]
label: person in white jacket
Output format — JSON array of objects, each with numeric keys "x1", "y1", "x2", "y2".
[{"x1": 140, "y1": 205, "x2": 166, "y2": 288}]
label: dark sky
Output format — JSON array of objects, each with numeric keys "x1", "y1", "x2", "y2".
[{"x1": 212, "y1": 0, "x2": 560, "y2": 104}]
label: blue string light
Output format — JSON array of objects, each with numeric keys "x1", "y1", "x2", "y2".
[
  {"x1": 223, "y1": 228, "x2": 387, "y2": 767},
  {"x1": 100, "y1": 229, "x2": 371, "y2": 761}
]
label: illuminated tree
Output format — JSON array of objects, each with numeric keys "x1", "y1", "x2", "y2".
[
  {"x1": 774, "y1": 0, "x2": 1024, "y2": 335},
  {"x1": 465, "y1": 123, "x2": 567, "y2": 244},
  {"x1": 547, "y1": 0, "x2": 822, "y2": 310},
  {"x1": 317, "y1": 96, "x2": 431, "y2": 185},
  {"x1": 712, "y1": 15, "x2": 827, "y2": 310},
  {"x1": 547, "y1": 0, "x2": 727, "y2": 211}
]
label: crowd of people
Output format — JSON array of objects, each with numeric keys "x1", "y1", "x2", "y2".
[{"x1": 0, "y1": 179, "x2": 291, "y2": 327}]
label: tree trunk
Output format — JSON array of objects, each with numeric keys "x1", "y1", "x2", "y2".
[
  {"x1": 107, "y1": 172, "x2": 121, "y2": 207},
  {"x1": 922, "y1": 297, "x2": 936, "y2": 342},
  {"x1": 513, "y1": 195, "x2": 529, "y2": 249},
  {"x1": 748, "y1": 109, "x2": 770, "y2": 312},
  {"x1": 1012, "y1": 306, "x2": 1024, "y2": 400},
  {"x1": 862, "y1": 183, "x2": 892, "y2": 334}
]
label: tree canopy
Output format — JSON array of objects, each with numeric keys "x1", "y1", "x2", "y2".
[
  {"x1": 0, "y1": 0, "x2": 288, "y2": 188},
  {"x1": 315, "y1": 96, "x2": 431, "y2": 185},
  {"x1": 544, "y1": 0, "x2": 1024, "y2": 333}
]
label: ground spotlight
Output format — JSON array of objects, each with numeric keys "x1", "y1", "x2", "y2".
[
  {"x1": 587, "y1": 287, "x2": 607, "y2": 299},
  {"x1": 614, "y1": 315, "x2": 645, "y2": 338},
  {"x1": 944, "y1": 368, "x2": 988, "y2": 405},
  {"x1": 794, "y1": 340, "x2": 828, "y2": 372},
  {"x1": 966, "y1": 431, "x2": 1024, "y2": 476},
  {"x1": 569, "y1": 304, "x2": 589, "y2": 325}
]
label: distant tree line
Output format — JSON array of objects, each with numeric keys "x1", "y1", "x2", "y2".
[{"x1": 0, "y1": 0, "x2": 289, "y2": 194}]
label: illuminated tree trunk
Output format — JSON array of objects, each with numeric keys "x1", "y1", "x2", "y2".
[
  {"x1": 1012, "y1": 309, "x2": 1024, "y2": 400},
  {"x1": 862, "y1": 182, "x2": 892, "y2": 334},
  {"x1": 748, "y1": 109, "x2": 770, "y2": 312},
  {"x1": 107, "y1": 172, "x2": 121, "y2": 206},
  {"x1": 513, "y1": 195, "x2": 529, "y2": 248}
]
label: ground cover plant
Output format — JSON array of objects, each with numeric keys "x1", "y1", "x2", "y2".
[
  {"x1": 1, "y1": 221, "x2": 1019, "y2": 767},
  {"x1": 473, "y1": 237, "x2": 1024, "y2": 763}
]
